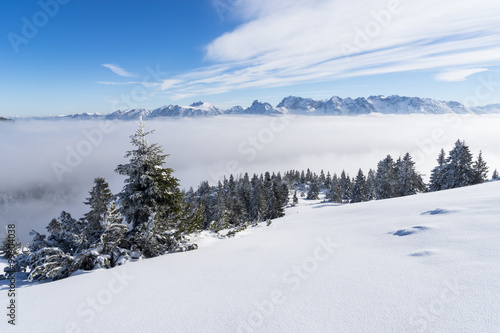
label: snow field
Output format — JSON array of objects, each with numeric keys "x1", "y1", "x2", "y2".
[{"x1": 1, "y1": 181, "x2": 499, "y2": 332}]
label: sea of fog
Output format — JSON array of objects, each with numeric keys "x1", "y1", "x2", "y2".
[{"x1": 1, "y1": 114, "x2": 499, "y2": 242}]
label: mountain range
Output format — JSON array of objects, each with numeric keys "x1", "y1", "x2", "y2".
[{"x1": 12, "y1": 95, "x2": 500, "y2": 120}]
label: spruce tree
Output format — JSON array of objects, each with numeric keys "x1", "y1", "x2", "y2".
[
  {"x1": 395, "y1": 153, "x2": 426, "y2": 196},
  {"x1": 365, "y1": 169, "x2": 377, "y2": 200},
  {"x1": 292, "y1": 190, "x2": 298, "y2": 206},
  {"x1": 429, "y1": 149, "x2": 447, "y2": 192},
  {"x1": 492, "y1": 169, "x2": 499, "y2": 181},
  {"x1": 99, "y1": 201, "x2": 127, "y2": 258},
  {"x1": 444, "y1": 140, "x2": 474, "y2": 188},
  {"x1": 340, "y1": 170, "x2": 352, "y2": 203},
  {"x1": 375, "y1": 155, "x2": 396, "y2": 199},
  {"x1": 250, "y1": 175, "x2": 265, "y2": 221},
  {"x1": 330, "y1": 174, "x2": 342, "y2": 203},
  {"x1": 307, "y1": 179, "x2": 320, "y2": 200},
  {"x1": 82, "y1": 177, "x2": 113, "y2": 245},
  {"x1": 115, "y1": 119, "x2": 200, "y2": 256},
  {"x1": 351, "y1": 169, "x2": 367, "y2": 203},
  {"x1": 472, "y1": 150, "x2": 488, "y2": 185}
]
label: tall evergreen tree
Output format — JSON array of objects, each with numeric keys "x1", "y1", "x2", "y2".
[
  {"x1": 351, "y1": 169, "x2": 367, "y2": 203},
  {"x1": 365, "y1": 169, "x2": 377, "y2": 200},
  {"x1": 329, "y1": 174, "x2": 342, "y2": 203},
  {"x1": 492, "y1": 169, "x2": 499, "y2": 181},
  {"x1": 115, "y1": 119, "x2": 200, "y2": 256},
  {"x1": 443, "y1": 140, "x2": 474, "y2": 189},
  {"x1": 81, "y1": 177, "x2": 113, "y2": 245},
  {"x1": 395, "y1": 153, "x2": 426, "y2": 196},
  {"x1": 429, "y1": 149, "x2": 448, "y2": 192},
  {"x1": 375, "y1": 155, "x2": 396, "y2": 199},
  {"x1": 339, "y1": 170, "x2": 352, "y2": 203},
  {"x1": 307, "y1": 179, "x2": 320, "y2": 200},
  {"x1": 250, "y1": 175, "x2": 265, "y2": 221},
  {"x1": 472, "y1": 150, "x2": 488, "y2": 185}
]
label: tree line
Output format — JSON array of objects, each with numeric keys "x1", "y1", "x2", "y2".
[{"x1": 1, "y1": 124, "x2": 497, "y2": 283}]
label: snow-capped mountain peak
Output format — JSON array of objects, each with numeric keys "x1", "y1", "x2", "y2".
[{"x1": 11, "y1": 95, "x2": 500, "y2": 120}]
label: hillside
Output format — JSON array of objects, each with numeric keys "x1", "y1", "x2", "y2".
[{"x1": 1, "y1": 181, "x2": 499, "y2": 332}]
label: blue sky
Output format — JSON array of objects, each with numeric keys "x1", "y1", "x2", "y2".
[{"x1": 1, "y1": 0, "x2": 500, "y2": 116}]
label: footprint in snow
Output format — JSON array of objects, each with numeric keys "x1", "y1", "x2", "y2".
[
  {"x1": 409, "y1": 250, "x2": 434, "y2": 257},
  {"x1": 392, "y1": 226, "x2": 429, "y2": 237},
  {"x1": 421, "y1": 208, "x2": 454, "y2": 215}
]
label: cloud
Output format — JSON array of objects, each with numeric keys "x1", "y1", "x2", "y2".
[
  {"x1": 102, "y1": 64, "x2": 136, "y2": 77},
  {"x1": 434, "y1": 68, "x2": 488, "y2": 82},
  {"x1": 2, "y1": 115, "x2": 500, "y2": 242},
  {"x1": 161, "y1": 0, "x2": 500, "y2": 97}
]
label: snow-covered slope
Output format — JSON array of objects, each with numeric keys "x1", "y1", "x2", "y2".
[
  {"x1": 2, "y1": 181, "x2": 500, "y2": 332},
  {"x1": 11, "y1": 95, "x2": 500, "y2": 120}
]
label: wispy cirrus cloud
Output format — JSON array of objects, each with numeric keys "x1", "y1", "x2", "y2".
[
  {"x1": 434, "y1": 68, "x2": 488, "y2": 82},
  {"x1": 102, "y1": 63, "x2": 136, "y2": 77},
  {"x1": 158, "y1": 0, "x2": 500, "y2": 99}
]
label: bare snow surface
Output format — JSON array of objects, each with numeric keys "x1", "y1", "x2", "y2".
[{"x1": 2, "y1": 182, "x2": 500, "y2": 332}]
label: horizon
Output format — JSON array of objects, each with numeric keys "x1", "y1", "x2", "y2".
[
  {"x1": 2, "y1": 0, "x2": 500, "y2": 117},
  {"x1": 5, "y1": 93, "x2": 500, "y2": 118}
]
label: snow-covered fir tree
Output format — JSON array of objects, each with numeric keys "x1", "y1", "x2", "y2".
[
  {"x1": 429, "y1": 149, "x2": 448, "y2": 192},
  {"x1": 115, "y1": 119, "x2": 200, "y2": 256},
  {"x1": 329, "y1": 173, "x2": 342, "y2": 203},
  {"x1": 492, "y1": 169, "x2": 499, "y2": 181},
  {"x1": 375, "y1": 155, "x2": 396, "y2": 199},
  {"x1": 443, "y1": 140, "x2": 474, "y2": 189},
  {"x1": 394, "y1": 153, "x2": 426, "y2": 196},
  {"x1": 365, "y1": 169, "x2": 377, "y2": 200},
  {"x1": 292, "y1": 190, "x2": 298, "y2": 206},
  {"x1": 351, "y1": 169, "x2": 367, "y2": 203},
  {"x1": 340, "y1": 170, "x2": 352, "y2": 203},
  {"x1": 472, "y1": 150, "x2": 488, "y2": 185},
  {"x1": 81, "y1": 177, "x2": 113, "y2": 245},
  {"x1": 307, "y1": 179, "x2": 320, "y2": 200}
]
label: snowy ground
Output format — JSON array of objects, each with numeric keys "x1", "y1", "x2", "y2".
[{"x1": 1, "y1": 181, "x2": 499, "y2": 332}]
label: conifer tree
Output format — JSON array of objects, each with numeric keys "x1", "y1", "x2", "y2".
[
  {"x1": 429, "y1": 149, "x2": 448, "y2": 192},
  {"x1": 115, "y1": 119, "x2": 200, "y2": 256},
  {"x1": 375, "y1": 155, "x2": 396, "y2": 199},
  {"x1": 351, "y1": 169, "x2": 367, "y2": 203},
  {"x1": 472, "y1": 150, "x2": 488, "y2": 185},
  {"x1": 82, "y1": 177, "x2": 113, "y2": 245},
  {"x1": 365, "y1": 169, "x2": 377, "y2": 200},
  {"x1": 395, "y1": 153, "x2": 426, "y2": 196},
  {"x1": 492, "y1": 169, "x2": 499, "y2": 181},
  {"x1": 340, "y1": 170, "x2": 351, "y2": 203},
  {"x1": 99, "y1": 201, "x2": 127, "y2": 258},
  {"x1": 292, "y1": 190, "x2": 298, "y2": 206},
  {"x1": 443, "y1": 140, "x2": 474, "y2": 189},
  {"x1": 250, "y1": 175, "x2": 265, "y2": 221},
  {"x1": 307, "y1": 179, "x2": 320, "y2": 200},
  {"x1": 329, "y1": 174, "x2": 342, "y2": 203}
]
